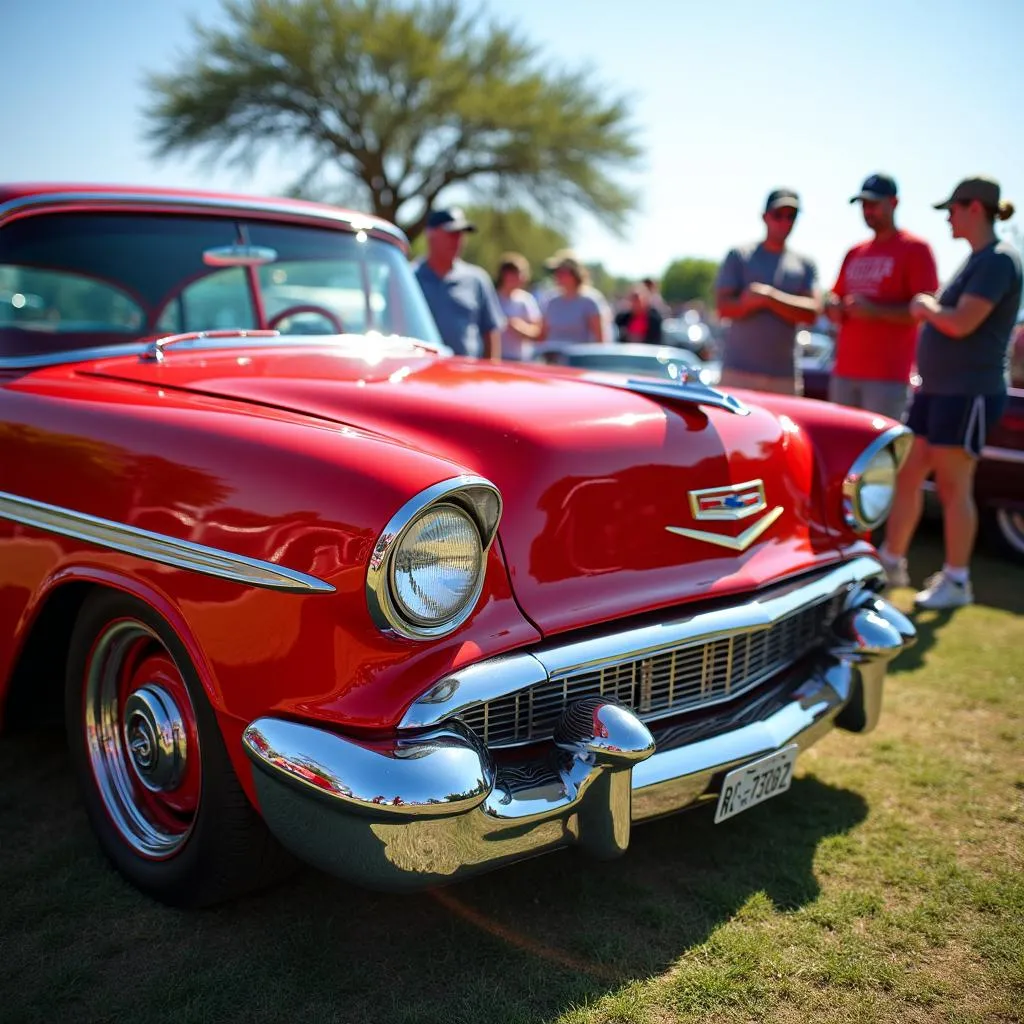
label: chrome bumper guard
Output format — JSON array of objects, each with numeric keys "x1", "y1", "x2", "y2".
[{"x1": 243, "y1": 558, "x2": 915, "y2": 891}]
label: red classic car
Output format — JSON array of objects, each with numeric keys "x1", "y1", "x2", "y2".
[
  {"x1": 801, "y1": 329, "x2": 1024, "y2": 560},
  {"x1": 0, "y1": 184, "x2": 916, "y2": 906}
]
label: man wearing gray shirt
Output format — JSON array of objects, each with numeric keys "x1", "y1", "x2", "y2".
[
  {"x1": 414, "y1": 207, "x2": 504, "y2": 359},
  {"x1": 714, "y1": 188, "x2": 820, "y2": 395}
]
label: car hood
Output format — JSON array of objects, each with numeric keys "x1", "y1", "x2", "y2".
[{"x1": 85, "y1": 344, "x2": 834, "y2": 636}]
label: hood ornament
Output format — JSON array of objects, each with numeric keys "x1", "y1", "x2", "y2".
[
  {"x1": 667, "y1": 480, "x2": 783, "y2": 551},
  {"x1": 584, "y1": 376, "x2": 750, "y2": 416}
]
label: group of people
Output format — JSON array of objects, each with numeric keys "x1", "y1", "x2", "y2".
[
  {"x1": 413, "y1": 209, "x2": 608, "y2": 361},
  {"x1": 714, "y1": 173, "x2": 1021, "y2": 611},
  {"x1": 413, "y1": 208, "x2": 670, "y2": 362},
  {"x1": 412, "y1": 172, "x2": 1022, "y2": 615}
]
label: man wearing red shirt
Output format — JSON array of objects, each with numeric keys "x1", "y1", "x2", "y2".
[{"x1": 825, "y1": 174, "x2": 940, "y2": 420}]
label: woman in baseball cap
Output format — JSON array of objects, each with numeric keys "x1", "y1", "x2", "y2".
[{"x1": 879, "y1": 176, "x2": 1021, "y2": 610}]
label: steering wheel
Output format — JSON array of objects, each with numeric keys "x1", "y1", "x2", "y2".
[{"x1": 267, "y1": 304, "x2": 344, "y2": 334}]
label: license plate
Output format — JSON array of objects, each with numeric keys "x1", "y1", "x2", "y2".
[{"x1": 714, "y1": 745, "x2": 798, "y2": 824}]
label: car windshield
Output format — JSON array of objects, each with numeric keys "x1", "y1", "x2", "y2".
[{"x1": 0, "y1": 211, "x2": 441, "y2": 359}]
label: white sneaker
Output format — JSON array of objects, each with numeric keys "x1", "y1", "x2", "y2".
[
  {"x1": 914, "y1": 572, "x2": 973, "y2": 610},
  {"x1": 879, "y1": 557, "x2": 910, "y2": 589}
]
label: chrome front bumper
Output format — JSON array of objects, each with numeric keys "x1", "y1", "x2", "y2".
[{"x1": 243, "y1": 560, "x2": 915, "y2": 891}]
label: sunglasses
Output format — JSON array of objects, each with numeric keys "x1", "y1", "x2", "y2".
[{"x1": 768, "y1": 208, "x2": 798, "y2": 222}]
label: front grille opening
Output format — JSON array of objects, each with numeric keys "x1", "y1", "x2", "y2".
[{"x1": 459, "y1": 594, "x2": 843, "y2": 748}]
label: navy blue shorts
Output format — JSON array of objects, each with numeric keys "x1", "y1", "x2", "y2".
[{"x1": 905, "y1": 392, "x2": 1007, "y2": 457}]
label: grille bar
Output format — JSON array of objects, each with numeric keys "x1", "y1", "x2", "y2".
[{"x1": 460, "y1": 595, "x2": 842, "y2": 748}]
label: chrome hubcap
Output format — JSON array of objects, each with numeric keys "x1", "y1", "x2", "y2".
[
  {"x1": 995, "y1": 508, "x2": 1024, "y2": 556},
  {"x1": 84, "y1": 620, "x2": 200, "y2": 859},
  {"x1": 123, "y1": 685, "x2": 187, "y2": 792}
]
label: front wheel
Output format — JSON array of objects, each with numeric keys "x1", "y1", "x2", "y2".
[
  {"x1": 990, "y1": 507, "x2": 1024, "y2": 562},
  {"x1": 65, "y1": 590, "x2": 291, "y2": 906}
]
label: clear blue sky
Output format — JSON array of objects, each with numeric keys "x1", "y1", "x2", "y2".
[{"x1": 2, "y1": 0, "x2": 1022, "y2": 286}]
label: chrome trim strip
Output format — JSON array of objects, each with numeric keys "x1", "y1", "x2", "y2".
[
  {"x1": 842, "y1": 424, "x2": 913, "y2": 531},
  {"x1": 0, "y1": 189, "x2": 408, "y2": 248},
  {"x1": 665, "y1": 505, "x2": 784, "y2": 550},
  {"x1": 398, "y1": 555, "x2": 885, "y2": 730},
  {"x1": 982, "y1": 444, "x2": 1024, "y2": 465},
  {"x1": 366, "y1": 475, "x2": 503, "y2": 640},
  {"x1": 0, "y1": 490, "x2": 334, "y2": 593}
]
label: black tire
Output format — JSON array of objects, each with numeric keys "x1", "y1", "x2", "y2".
[{"x1": 65, "y1": 589, "x2": 293, "y2": 907}]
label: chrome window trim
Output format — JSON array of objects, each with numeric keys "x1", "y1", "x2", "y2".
[
  {"x1": 398, "y1": 555, "x2": 885, "y2": 729},
  {"x1": 0, "y1": 332, "x2": 452, "y2": 370},
  {"x1": 0, "y1": 189, "x2": 408, "y2": 248},
  {"x1": 0, "y1": 490, "x2": 334, "y2": 593},
  {"x1": 1, "y1": 342, "x2": 151, "y2": 370},
  {"x1": 366, "y1": 475, "x2": 502, "y2": 641},
  {"x1": 842, "y1": 424, "x2": 913, "y2": 531}
]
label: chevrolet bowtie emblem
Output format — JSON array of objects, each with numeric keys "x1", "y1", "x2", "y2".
[{"x1": 666, "y1": 479, "x2": 784, "y2": 551}]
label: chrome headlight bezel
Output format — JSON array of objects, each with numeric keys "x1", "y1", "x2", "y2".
[
  {"x1": 842, "y1": 425, "x2": 913, "y2": 531},
  {"x1": 366, "y1": 476, "x2": 502, "y2": 640}
]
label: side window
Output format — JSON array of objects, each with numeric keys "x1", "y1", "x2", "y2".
[
  {"x1": 0, "y1": 265, "x2": 143, "y2": 333},
  {"x1": 155, "y1": 268, "x2": 256, "y2": 334}
]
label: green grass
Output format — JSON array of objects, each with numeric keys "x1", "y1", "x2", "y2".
[{"x1": 1, "y1": 525, "x2": 1021, "y2": 1024}]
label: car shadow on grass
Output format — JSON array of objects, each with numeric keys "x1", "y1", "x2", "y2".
[{"x1": 0, "y1": 730, "x2": 867, "y2": 1024}]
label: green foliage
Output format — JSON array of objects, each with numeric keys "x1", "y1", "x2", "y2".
[
  {"x1": 586, "y1": 263, "x2": 633, "y2": 302},
  {"x1": 145, "y1": 0, "x2": 641, "y2": 241},
  {"x1": 661, "y1": 257, "x2": 719, "y2": 306}
]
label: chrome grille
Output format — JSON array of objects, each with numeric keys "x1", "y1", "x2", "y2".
[{"x1": 461, "y1": 595, "x2": 842, "y2": 748}]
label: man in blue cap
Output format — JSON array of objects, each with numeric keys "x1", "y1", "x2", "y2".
[
  {"x1": 824, "y1": 173, "x2": 939, "y2": 420},
  {"x1": 414, "y1": 207, "x2": 504, "y2": 360}
]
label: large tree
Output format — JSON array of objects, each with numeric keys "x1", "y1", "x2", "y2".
[{"x1": 145, "y1": 0, "x2": 641, "y2": 241}]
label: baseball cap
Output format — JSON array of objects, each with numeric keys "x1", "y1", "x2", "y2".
[
  {"x1": 544, "y1": 248, "x2": 584, "y2": 273},
  {"x1": 932, "y1": 176, "x2": 1001, "y2": 211},
  {"x1": 764, "y1": 189, "x2": 800, "y2": 213},
  {"x1": 850, "y1": 173, "x2": 898, "y2": 203},
  {"x1": 425, "y1": 206, "x2": 477, "y2": 232}
]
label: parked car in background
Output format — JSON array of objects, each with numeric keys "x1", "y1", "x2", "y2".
[
  {"x1": 532, "y1": 340, "x2": 722, "y2": 387},
  {"x1": 800, "y1": 327, "x2": 1024, "y2": 560},
  {"x1": 1, "y1": 183, "x2": 916, "y2": 907},
  {"x1": 662, "y1": 310, "x2": 718, "y2": 360}
]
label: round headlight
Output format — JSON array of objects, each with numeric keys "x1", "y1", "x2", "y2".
[
  {"x1": 846, "y1": 446, "x2": 897, "y2": 530},
  {"x1": 389, "y1": 504, "x2": 484, "y2": 630}
]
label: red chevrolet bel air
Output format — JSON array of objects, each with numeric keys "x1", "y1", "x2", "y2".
[{"x1": 0, "y1": 184, "x2": 916, "y2": 906}]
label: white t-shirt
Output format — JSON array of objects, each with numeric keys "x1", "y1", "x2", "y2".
[{"x1": 498, "y1": 289, "x2": 542, "y2": 360}]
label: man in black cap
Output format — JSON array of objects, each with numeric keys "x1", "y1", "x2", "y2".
[
  {"x1": 714, "y1": 188, "x2": 820, "y2": 395},
  {"x1": 824, "y1": 173, "x2": 939, "y2": 420},
  {"x1": 414, "y1": 207, "x2": 504, "y2": 360}
]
